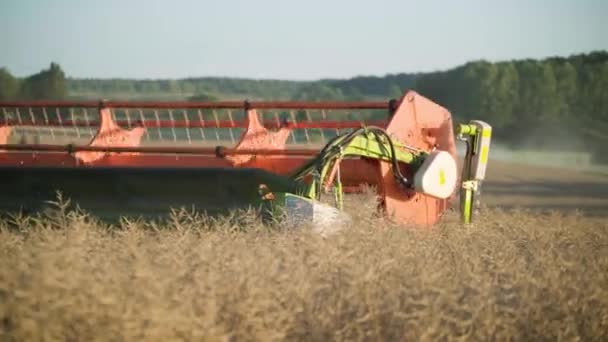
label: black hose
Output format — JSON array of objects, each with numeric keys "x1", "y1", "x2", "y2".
[{"x1": 291, "y1": 126, "x2": 414, "y2": 190}]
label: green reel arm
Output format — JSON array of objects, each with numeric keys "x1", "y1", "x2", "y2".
[
  {"x1": 290, "y1": 126, "x2": 423, "y2": 206},
  {"x1": 457, "y1": 121, "x2": 492, "y2": 224}
]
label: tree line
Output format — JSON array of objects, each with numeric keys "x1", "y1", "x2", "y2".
[
  {"x1": 416, "y1": 51, "x2": 608, "y2": 154},
  {"x1": 1, "y1": 51, "x2": 606, "y2": 160},
  {"x1": 0, "y1": 62, "x2": 67, "y2": 101}
]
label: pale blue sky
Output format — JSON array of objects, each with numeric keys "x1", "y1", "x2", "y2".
[{"x1": 1, "y1": 0, "x2": 606, "y2": 80}]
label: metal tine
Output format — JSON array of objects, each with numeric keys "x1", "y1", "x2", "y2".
[
  {"x1": 16, "y1": 107, "x2": 22, "y2": 125},
  {"x1": 138, "y1": 109, "x2": 149, "y2": 141},
  {"x1": 42, "y1": 107, "x2": 55, "y2": 141},
  {"x1": 168, "y1": 109, "x2": 177, "y2": 142},
  {"x1": 212, "y1": 109, "x2": 220, "y2": 141},
  {"x1": 304, "y1": 109, "x2": 312, "y2": 144},
  {"x1": 197, "y1": 109, "x2": 205, "y2": 140},
  {"x1": 1, "y1": 107, "x2": 11, "y2": 142},
  {"x1": 333, "y1": 109, "x2": 339, "y2": 137},
  {"x1": 183, "y1": 109, "x2": 192, "y2": 145},
  {"x1": 154, "y1": 109, "x2": 162, "y2": 141},
  {"x1": 29, "y1": 107, "x2": 43, "y2": 143},
  {"x1": 1, "y1": 107, "x2": 6, "y2": 129},
  {"x1": 70, "y1": 108, "x2": 80, "y2": 139},
  {"x1": 273, "y1": 110, "x2": 281, "y2": 131},
  {"x1": 125, "y1": 108, "x2": 132, "y2": 129},
  {"x1": 15, "y1": 107, "x2": 23, "y2": 140},
  {"x1": 228, "y1": 109, "x2": 235, "y2": 143},
  {"x1": 55, "y1": 107, "x2": 66, "y2": 139},
  {"x1": 84, "y1": 108, "x2": 93, "y2": 138},
  {"x1": 289, "y1": 110, "x2": 297, "y2": 144},
  {"x1": 320, "y1": 109, "x2": 327, "y2": 143}
]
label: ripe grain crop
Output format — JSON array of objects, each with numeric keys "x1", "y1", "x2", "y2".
[
  {"x1": 1, "y1": 161, "x2": 608, "y2": 341},
  {"x1": 1, "y1": 197, "x2": 607, "y2": 341}
]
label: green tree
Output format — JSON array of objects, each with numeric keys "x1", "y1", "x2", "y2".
[
  {"x1": 18, "y1": 62, "x2": 67, "y2": 100},
  {"x1": 0, "y1": 67, "x2": 19, "y2": 100},
  {"x1": 387, "y1": 83, "x2": 403, "y2": 99},
  {"x1": 292, "y1": 84, "x2": 344, "y2": 101},
  {"x1": 551, "y1": 61, "x2": 577, "y2": 118},
  {"x1": 343, "y1": 86, "x2": 366, "y2": 101},
  {"x1": 188, "y1": 92, "x2": 220, "y2": 102},
  {"x1": 489, "y1": 62, "x2": 519, "y2": 131}
]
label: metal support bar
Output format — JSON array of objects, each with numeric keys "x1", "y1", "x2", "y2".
[
  {"x1": 0, "y1": 143, "x2": 323, "y2": 156},
  {"x1": 0, "y1": 100, "x2": 395, "y2": 110},
  {"x1": 457, "y1": 121, "x2": 492, "y2": 224}
]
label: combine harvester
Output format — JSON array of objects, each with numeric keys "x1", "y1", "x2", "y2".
[{"x1": 0, "y1": 91, "x2": 491, "y2": 228}]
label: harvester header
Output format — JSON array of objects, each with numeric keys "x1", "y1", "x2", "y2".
[{"x1": 0, "y1": 90, "x2": 491, "y2": 228}]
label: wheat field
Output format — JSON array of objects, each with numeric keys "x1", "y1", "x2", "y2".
[{"x1": 1, "y1": 161, "x2": 607, "y2": 341}]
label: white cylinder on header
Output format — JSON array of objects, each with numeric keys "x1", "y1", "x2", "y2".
[{"x1": 413, "y1": 150, "x2": 458, "y2": 199}]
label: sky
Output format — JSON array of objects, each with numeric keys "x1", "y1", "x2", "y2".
[{"x1": 1, "y1": 0, "x2": 606, "y2": 80}]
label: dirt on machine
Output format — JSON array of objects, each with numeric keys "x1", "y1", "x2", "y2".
[{"x1": 0, "y1": 90, "x2": 492, "y2": 229}]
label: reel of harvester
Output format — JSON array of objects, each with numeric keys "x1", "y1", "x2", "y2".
[{"x1": 0, "y1": 91, "x2": 491, "y2": 228}]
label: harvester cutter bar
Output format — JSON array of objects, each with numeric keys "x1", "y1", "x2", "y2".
[{"x1": 0, "y1": 166, "x2": 301, "y2": 221}]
